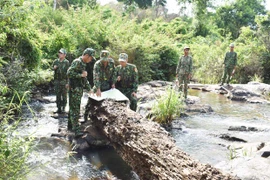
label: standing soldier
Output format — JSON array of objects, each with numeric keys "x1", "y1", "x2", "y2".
[
  {"x1": 84, "y1": 50, "x2": 115, "y2": 121},
  {"x1": 220, "y1": 43, "x2": 237, "y2": 86},
  {"x1": 52, "y1": 48, "x2": 69, "y2": 114},
  {"x1": 67, "y1": 48, "x2": 95, "y2": 137},
  {"x1": 114, "y1": 53, "x2": 138, "y2": 111},
  {"x1": 176, "y1": 46, "x2": 193, "y2": 99}
]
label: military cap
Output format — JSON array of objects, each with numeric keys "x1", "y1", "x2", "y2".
[
  {"x1": 83, "y1": 48, "x2": 95, "y2": 56},
  {"x1": 184, "y1": 46, "x2": 190, "y2": 50},
  {"x1": 229, "y1": 43, "x2": 235, "y2": 47},
  {"x1": 100, "y1": 50, "x2": 110, "y2": 61},
  {"x1": 59, "y1": 48, "x2": 67, "y2": 54},
  {"x1": 119, "y1": 53, "x2": 128, "y2": 62}
]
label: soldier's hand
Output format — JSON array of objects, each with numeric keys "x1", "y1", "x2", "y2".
[
  {"x1": 96, "y1": 88, "x2": 101, "y2": 97},
  {"x1": 117, "y1": 76, "x2": 121, "y2": 81},
  {"x1": 82, "y1": 71, "x2": 87, "y2": 77},
  {"x1": 111, "y1": 84, "x2": 115, "y2": 89},
  {"x1": 65, "y1": 84, "x2": 69, "y2": 89},
  {"x1": 54, "y1": 65, "x2": 58, "y2": 69},
  {"x1": 88, "y1": 90, "x2": 94, "y2": 96}
]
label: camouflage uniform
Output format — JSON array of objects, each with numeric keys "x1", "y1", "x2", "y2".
[
  {"x1": 221, "y1": 45, "x2": 237, "y2": 85},
  {"x1": 176, "y1": 49, "x2": 192, "y2": 99},
  {"x1": 85, "y1": 58, "x2": 96, "y2": 87},
  {"x1": 84, "y1": 50, "x2": 115, "y2": 121},
  {"x1": 52, "y1": 49, "x2": 69, "y2": 113},
  {"x1": 113, "y1": 53, "x2": 138, "y2": 111},
  {"x1": 67, "y1": 48, "x2": 94, "y2": 133}
]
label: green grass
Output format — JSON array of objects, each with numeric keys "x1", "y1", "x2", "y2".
[
  {"x1": 151, "y1": 87, "x2": 185, "y2": 125},
  {"x1": 0, "y1": 90, "x2": 34, "y2": 180}
]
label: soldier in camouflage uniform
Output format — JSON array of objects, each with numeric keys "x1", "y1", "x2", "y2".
[
  {"x1": 52, "y1": 48, "x2": 69, "y2": 113},
  {"x1": 84, "y1": 50, "x2": 115, "y2": 121},
  {"x1": 176, "y1": 46, "x2": 193, "y2": 99},
  {"x1": 67, "y1": 48, "x2": 95, "y2": 136},
  {"x1": 220, "y1": 43, "x2": 237, "y2": 86},
  {"x1": 113, "y1": 53, "x2": 138, "y2": 111}
]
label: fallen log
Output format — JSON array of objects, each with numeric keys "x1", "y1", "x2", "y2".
[{"x1": 88, "y1": 99, "x2": 239, "y2": 180}]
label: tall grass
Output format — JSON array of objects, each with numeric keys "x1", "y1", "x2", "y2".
[
  {"x1": 0, "y1": 90, "x2": 34, "y2": 179},
  {"x1": 152, "y1": 88, "x2": 185, "y2": 125}
]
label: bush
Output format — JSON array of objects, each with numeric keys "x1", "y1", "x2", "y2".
[
  {"x1": 152, "y1": 88, "x2": 185, "y2": 125},
  {"x1": 0, "y1": 92, "x2": 33, "y2": 179}
]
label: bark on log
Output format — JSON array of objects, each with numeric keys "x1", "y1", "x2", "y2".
[{"x1": 88, "y1": 99, "x2": 239, "y2": 180}]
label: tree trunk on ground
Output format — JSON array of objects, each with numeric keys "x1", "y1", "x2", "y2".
[{"x1": 88, "y1": 99, "x2": 239, "y2": 180}]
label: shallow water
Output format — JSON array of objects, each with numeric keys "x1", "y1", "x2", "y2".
[
  {"x1": 19, "y1": 94, "x2": 137, "y2": 180},
  {"x1": 18, "y1": 90, "x2": 270, "y2": 179},
  {"x1": 172, "y1": 89, "x2": 270, "y2": 165}
]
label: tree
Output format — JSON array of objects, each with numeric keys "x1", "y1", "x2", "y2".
[
  {"x1": 117, "y1": 0, "x2": 166, "y2": 9},
  {"x1": 215, "y1": 0, "x2": 266, "y2": 39},
  {"x1": 256, "y1": 12, "x2": 270, "y2": 83}
]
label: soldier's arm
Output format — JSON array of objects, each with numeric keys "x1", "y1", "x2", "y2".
[
  {"x1": 93, "y1": 63, "x2": 101, "y2": 89},
  {"x1": 189, "y1": 57, "x2": 193, "y2": 74},
  {"x1": 176, "y1": 57, "x2": 182, "y2": 78},
  {"x1": 223, "y1": 52, "x2": 228, "y2": 65},
  {"x1": 84, "y1": 79, "x2": 91, "y2": 91},
  {"x1": 234, "y1": 53, "x2": 237, "y2": 67},
  {"x1": 113, "y1": 66, "x2": 119, "y2": 84},
  {"x1": 52, "y1": 60, "x2": 58, "y2": 70},
  {"x1": 132, "y1": 65, "x2": 139, "y2": 93},
  {"x1": 67, "y1": 60, "x2": 82, "y2": 79}
]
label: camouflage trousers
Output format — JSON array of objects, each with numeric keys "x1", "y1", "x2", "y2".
[
  {"x1": 178, "y1": 74, "x2": 189, "y2": 99},
  {"x1": 119, "y1": 88, "x2": 137, "y2": 111},
  {"x1": 55, "y1": 80, "x2": 67, "y2": 111},
  {"x1": 68, "y1": 87, "x2": 83, "y2": 132},
  {"x1": 221, "y1": 66, "x2": 234, "y2": 84}
]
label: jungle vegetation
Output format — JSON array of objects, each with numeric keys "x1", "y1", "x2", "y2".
[{"x1": 0, "y1": 0, "x2": 270, "y2": 178}]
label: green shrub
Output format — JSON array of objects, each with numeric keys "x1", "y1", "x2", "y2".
[
  {"x1": 152, "y1": 88, "x2": 185, "y2": 125},
  {"x1": 0, "y1": 92, "x2": 33, "y2": 180}
]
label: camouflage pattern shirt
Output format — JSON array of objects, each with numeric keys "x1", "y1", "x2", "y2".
[
  {"x1": 93, "y1": 58, "x2": 115, "y2": 89},
  {"x1": 113, "y1": 63, "x2": 138, "y2": 93},
  {"x1": 67, "y1": 57, "x2": 91, "y2": 91},
  {"x1": 52, "y1": 58, "x2": 69, "y2": 81},
  {"x1": 224, "y1": 51, "x2": 237, "y2": 68},
  {"x1": 176, "y1": 55, "x2": 193, "y2": 75}
]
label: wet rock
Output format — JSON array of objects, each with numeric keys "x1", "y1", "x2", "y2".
[
  {"x1": 261, "y1": 151, "x2": 270, "y2": 158},
  {"x1": 228, "y1": 126, "x2": 259, "y2": 132},
  {"x1": 73, "y1": 137, "x2": 91, "y2": 151},
  {"x1": 186, "y1": 104, "x2": 213, "y2": 113},
  {"x1": 219, "y1": 134, "x2": 247, "y2": 143}
]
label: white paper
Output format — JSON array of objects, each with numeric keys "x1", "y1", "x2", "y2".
[{"x1": 88, "y1": 88, "x2": 129, "y2": 102}]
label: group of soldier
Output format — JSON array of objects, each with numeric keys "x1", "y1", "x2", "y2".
[
  {"x1": 52, "y1": 48, "x2": 138, "y2": 136},
  {"x1": 53, "y1": 43, "x2": 236, "y2": 136}
]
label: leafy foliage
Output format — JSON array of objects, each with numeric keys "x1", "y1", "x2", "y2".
[{"x1": 152, "y1": 88, "x2": 185, "y2": 125}]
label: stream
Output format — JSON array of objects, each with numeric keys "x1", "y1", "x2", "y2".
[{"x1": 17, "y1": 89, "x2": 270, "y2": 179}]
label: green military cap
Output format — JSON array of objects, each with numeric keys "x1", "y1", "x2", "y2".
[
  {"x1": 229, "y1": 43, "x2": 235, "y2": 47},
  {"x1": 100, "y1": 50, "x2": 109, "y2": 61},
  {"x1": 83, "y1": 48, "x2": 95, "y2": 56},
  {"x1": 59, "y1": 48, "x2": 67, "y2": 54},
  {"x1": 184, "y1": 46, "x2": 190, "y2": 50},
  {"x1": 119, "y1": 53, "x2": 128, "y2": 62}
]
